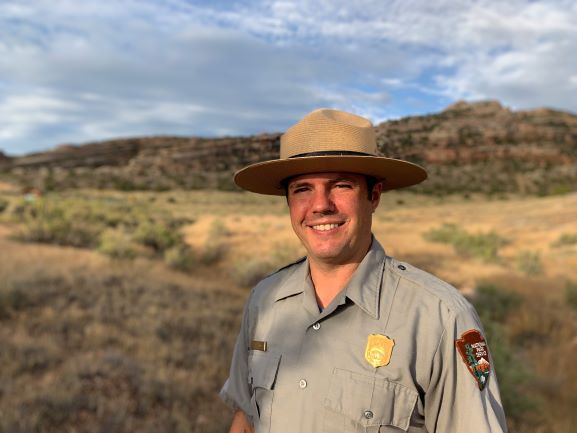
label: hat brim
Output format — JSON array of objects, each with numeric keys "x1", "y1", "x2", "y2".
[{"x1": 234, "y1": 155, "x2": 427, "y2": 195}]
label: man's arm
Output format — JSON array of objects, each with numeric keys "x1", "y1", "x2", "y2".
[
  {"x1": 228, "y1": 410, "x2": 254, "y2": 433},
  {"x1": 425, "y1": 306, "x2": 508, "y2": 433}
]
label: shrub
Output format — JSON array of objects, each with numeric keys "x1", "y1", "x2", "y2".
[
  {"x1": 552, "y1": 233, "x2": 577, "y2": 248},
  {"x1": 98, "y1": 229, "x2": 140, "y2": 259},
  {"x1": 164, "y1": 244, "x2": 196, "y2": 272},
  {"x1": 209, "y1": 219, "x2": 230, "y2": 238},
  {"x1": 16, "y1": 217, "x2": 101, "y2": 248},
  {"x1": 473, "y1": 283, "x2": 523, "y2": 323},
  {"x1": 482, "y1": 320, "x2": 538, "y2": 423},
  {"x1": 424, "y1": 223, "x2": 506, "y2": 262},
  {"x1": 233, "y1": 259, "x2": 275, "y2": 287},
  {"x1": 423, "y1": 223, "x2": 463, "y2": 243},
  {"x1": 0, "y1": 196, "x2": 8, "y2": 213},
  {"x1": 471, "y1": 284, "x2": 537, "y2": 423},
  {"x1": 515, "y1": 251, "x2": 544, "y2": 276},
  {"x1": 133, "y1": 221, "x2": 181, "y2": 253},
  {"x1": 566, "y1": 281, "x2": 577, "y2": 312},
  {"x1": 198, "y1": 242, "x2": 228, "y2": 266},
  {"x1": 0, "y1": 287, "x2": 29, "y2": 320}
]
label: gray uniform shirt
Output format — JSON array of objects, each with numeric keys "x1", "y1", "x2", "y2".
[{"x1": 220, "y1": 239, "x2": 508, "y2": 433}]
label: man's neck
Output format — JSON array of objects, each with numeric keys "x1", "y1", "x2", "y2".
[{"x1": 309, "y1": 260, "x2": 362, "y2": 309}]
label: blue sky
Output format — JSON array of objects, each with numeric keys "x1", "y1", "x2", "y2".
[{"x1": 1, "y1": 0, "x2": 576, "y2": 155}]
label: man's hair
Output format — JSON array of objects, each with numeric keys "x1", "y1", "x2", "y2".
[{"x1": 282, "y1": 175, "x2": 380, "y2": 200}]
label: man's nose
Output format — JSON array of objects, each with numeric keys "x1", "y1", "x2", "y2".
[{"x1": 311, "y1": 189, "x2": 336, "y2": 214}]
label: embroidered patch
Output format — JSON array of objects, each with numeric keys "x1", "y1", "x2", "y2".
[
  {"x1": 455, "y1": 329, "x2": 491, "y2": 390},
  {"x1": 365, "y1": 334, "x2": 394, "y2": 368}
]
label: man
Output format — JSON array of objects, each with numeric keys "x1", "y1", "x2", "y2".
[{"x1": 220, "y1": 109, "x2": 507, "y2": 433}]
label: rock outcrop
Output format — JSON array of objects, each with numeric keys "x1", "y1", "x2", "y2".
[{"x1": 1, "y1": 101, "x2": 576, "y2": 195}]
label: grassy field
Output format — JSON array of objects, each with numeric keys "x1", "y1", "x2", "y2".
[{"x1": 1, "y1": 185, "x2": 576, "y2": 433}]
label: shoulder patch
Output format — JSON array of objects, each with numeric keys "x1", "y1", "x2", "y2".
[{"x1": 455, "y1": 329, "x2": 491, "y2": 390}]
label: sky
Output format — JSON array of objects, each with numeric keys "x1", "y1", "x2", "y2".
[{"x1": 1, "y1": 0, "x2": 576, "y2": 155}]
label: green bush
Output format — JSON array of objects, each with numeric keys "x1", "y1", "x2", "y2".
[
  {"x1": 473, "y1": 283, "x2": 523, "y2": 323},
  {"x1": 552, "y1": 233, "x2": 577, "y2": 248},
  {"x1": 566, "y1": 281, "x2": 577, "y2": 312},
  {"x1": 16, "y1": 217, "x2": 101, "y2": 248},
  {"x1": 515, "y1": 251, "x2": 544, "y2": 276},
  {"x1": 133, "y1": 221, "x2": 181, "y2": 253},
  {"x1": 0, "y1": 196, "x2": 9, "y2": 213},
  {"x1": 482, "y1": 320, "x2": 538, "y2": 423},
  {"x1": 471, "y1": 284, "x2": 537, "y2": 423},
  {"x1": 424, "y1": 223, "x2": 506, "y2": 262},
  {"x1": 0, "y1": 288, "x2": 29, "y2": 320},
  {"x1": 208, "y1": 219, "x2": 231, "y2": 238},
  {"x1": 233, "y1": 259, "x2": 275, "y2": 287},
  {"x1": 98, "y1": 229, "x2": 140, "y2": 259},
  {"x1": 164, "y1": 244, "x2": 196, "y2": 272},
  {"x1": 198, "y1": 242, "x2": 228, "y2": 266}
]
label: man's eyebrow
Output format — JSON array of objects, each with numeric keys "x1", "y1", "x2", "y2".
[{"x1": 288, "y1": 180, "x2": 312, "y2": 190}]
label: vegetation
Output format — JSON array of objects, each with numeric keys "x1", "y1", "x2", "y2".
[
  {"x1": 0, "y1": 189, "x2": 576, "y2": 433},
  {"x1": 424, "y1": 223, "x2": 507, "y2": 262},
  {"x1": 0, "y1": 196, "x2": 8, "y2": 213},
  {"x1": 566, "y1": 281, "x2": 577, "y2": 312},
  {"x1": 0, "y1": 263, "x2": 241, "y2": 433},
  {"x1": 515, "y1": 251, "x2": 544, "y2": 276},
  {"x1": 552, "y1": 232, "x2": 577, "y2": 248}
]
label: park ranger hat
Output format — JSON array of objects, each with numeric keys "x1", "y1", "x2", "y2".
[{"x1": 234, "y1": 108, "x2": 427, "y2": 195}]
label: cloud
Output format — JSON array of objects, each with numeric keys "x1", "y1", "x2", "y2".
[{"x1": 0, "y1": 0, "x2": 576, "y2": 154}]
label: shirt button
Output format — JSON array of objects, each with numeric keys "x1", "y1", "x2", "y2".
[
  {"x1": 312, "y1": 322, "x2": 321, "y2": 330},
  {"x1": 398, "y1": 264, "x2": 406, "y2": 271},
  {"x1": 299, "y1": 379, "x2": 307, "y2": 389},
  {"x1": 364, "y1": 410, "x2": 374, "y2": 419}
]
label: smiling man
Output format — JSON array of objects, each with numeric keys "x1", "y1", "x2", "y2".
[{"x1": 220, "y1": 109, "x2": 508, "y2": 433}]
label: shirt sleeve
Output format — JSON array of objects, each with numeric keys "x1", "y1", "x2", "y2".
[
  {"x1": 425, "y1": 304, "x2": 508, "y2": 433},
  {"x1": 219, "y1": 290, "x2": 253, "y2": 418}
]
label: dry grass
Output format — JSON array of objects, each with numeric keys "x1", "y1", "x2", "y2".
[
  {"x1": 0, "y1": 234, "x2": 242, "y2": 433},
  {"x1": 0, "y1": 189, "x2": 576, "y2": 433}
]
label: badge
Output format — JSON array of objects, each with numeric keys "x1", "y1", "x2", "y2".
[
  {"x1": 455, "y1": 329, "x2": 491, "y2": 390},
  {"x1": 250, "y1": 340, "x2": 267, "y2": 351},
  {"x1": 365, "y1": 334, "x2": 394, "y2": 368}
]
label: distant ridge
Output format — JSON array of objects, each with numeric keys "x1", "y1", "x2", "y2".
[{"x1": 1, "y1": 100, "x2": 576, "y2": 195}]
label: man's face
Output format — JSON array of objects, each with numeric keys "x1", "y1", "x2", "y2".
[{"x1": 287, "y1": 172, "x2": 382, "y2": 266}]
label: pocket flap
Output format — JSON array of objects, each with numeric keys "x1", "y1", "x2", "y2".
[
  {"x1": 248, "y1": 351, "x2": 281, "y2": 390},
  {"x1": 325, "y1": 368, "x2": 418, "y2": 430}
]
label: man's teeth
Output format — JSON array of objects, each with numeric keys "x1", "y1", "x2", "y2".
[{"x1": 312, "y1": 223, "x2": 340, "y2": 231}]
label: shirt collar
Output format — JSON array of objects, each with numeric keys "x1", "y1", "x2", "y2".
[
  {"x1": 342, "y1": 237, "x2": 386, "y2": 319},
  {"x1": 274, "y1": 258, "x2": 309, "y2": 302},
  {"x1": 273, "y1": 237, "x2": 386, "y2": 319}
]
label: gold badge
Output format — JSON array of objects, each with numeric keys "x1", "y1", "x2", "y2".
[{"x1": 365, "y1": 334, "x2": 394, "y2": 368}]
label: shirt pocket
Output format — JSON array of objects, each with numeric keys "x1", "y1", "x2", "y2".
[
  {"x1": 323, "y1": 368, "x2": 418, "y2": 433},
  {"x1": 248, "y1": 351, "x2": 281, "y2": 432}
]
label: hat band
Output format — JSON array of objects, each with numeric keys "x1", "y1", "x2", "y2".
[{"x1": 289, "y1": 150, "x2": 374, "y2": 159}]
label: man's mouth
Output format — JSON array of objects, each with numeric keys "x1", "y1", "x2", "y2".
[{"x1": 310, "y1": 223, "x2": 344, "y2": 232}]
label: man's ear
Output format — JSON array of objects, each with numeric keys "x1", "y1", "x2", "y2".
[{"x1": 371, "y1": 181, "x2": 383, "y2": 211}]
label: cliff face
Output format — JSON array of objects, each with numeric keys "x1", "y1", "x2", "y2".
[
  {"x1": 374, "y1": 100, "x2": 577, "y2": 194},
  {"x1": 1, "y1": 101, "x2": 576, "y2": 195}
]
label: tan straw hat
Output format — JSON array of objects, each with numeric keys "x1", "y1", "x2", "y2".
[{"x1": 234, "y1": 108, "x2": 427, "y2": 195}]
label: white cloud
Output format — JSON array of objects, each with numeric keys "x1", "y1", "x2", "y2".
[{"x1": 0, "y1": 0, "x2": 576, "y2": 154}]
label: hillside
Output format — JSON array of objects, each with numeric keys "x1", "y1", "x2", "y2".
[{"x1": 1, "y1": 100, "x2": 576, "y2": 195}]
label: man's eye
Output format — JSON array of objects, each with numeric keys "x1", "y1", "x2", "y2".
[
  {"x1": 292, "y1": 187, "x2": 309, "y2": 194},
  {"x1": 335, "y1": 183, "x2": 353, "y2": 189}
]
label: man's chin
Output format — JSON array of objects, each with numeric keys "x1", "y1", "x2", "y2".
[{"x1": 308, "y1": 249, "x2": 350, "y2": 264}]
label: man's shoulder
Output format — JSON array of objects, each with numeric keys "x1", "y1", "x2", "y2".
[
  {"x1": 386, "y1": 256, "x2": 472, "y2": 314},
  {"x1": 248, "y1": 257, "x2": 307, "y2": 304}
]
